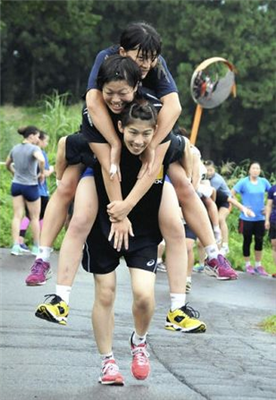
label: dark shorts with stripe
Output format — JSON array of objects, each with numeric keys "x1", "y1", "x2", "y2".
[{"x1": 82, "y1": 228, "x2": 159, "y2": 275}]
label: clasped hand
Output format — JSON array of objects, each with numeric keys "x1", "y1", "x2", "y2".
[{"x1": 108, "y1": 217, "x2": 134, "y2": 251}]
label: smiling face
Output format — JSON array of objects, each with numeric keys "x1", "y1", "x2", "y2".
[
  {"x1": 120, "y1": 47, "x2": 158, "y2": 79},
  {"x1": 102, "y1": 80, "x2": 137, "y2": 114},
  {"x1": 118, "y1": 119, "x2": 156, "y2": 155}
]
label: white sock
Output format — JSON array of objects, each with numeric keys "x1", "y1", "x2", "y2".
[
  {"x1": 157, "y1": 257, "x2": 162, "y2": 264},
  {"x1": 205, "y1": 244, "x2": 219, "y2": 260},
  {"x1": 132, "y1": 331, "x2": 147, "y2": 346},
  {"x1": 56, "y1": 285, "x2": 71, "y2": 304},
  {"x1": 186, "y1": 276, "x2": 192, "y2": 284},
  {"x1": 170, "y1": 293, "x2": 186, "y2": 311},
  {"x1": 213, "y1": 225, "x2": 220, "y2": 233},
  {"x1": 37, "y1": 246, "x2": 52, "y2": 262},
  {"x1": 222, "y1": 242, "x2": 229, "y2": 249},
  {"x1": 255, "y1": 261, "x2": 261, "y2": 267},
  {"x1": 100, "y1": 352, "x2": 114, "y2": 365},
  {"x1": 245, "y1": 261, "x2": 251, "y2": 267}
]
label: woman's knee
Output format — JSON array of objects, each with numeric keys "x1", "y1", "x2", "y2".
[
  {"x1": 133, "y1": 290, "x2": 154, "y2": 312},
  {"x1": 55, "y1": 179, "x2": 76, "y2": 201},
  {"x1": 68, "y1": 212, "x2": 94, "y2": 237},
  {"x1": 96, "y1": 284, "x2": 116, "y2": 308},
  {"x1": 161, "y1": 219, "x2": 185, "y2": 243}
]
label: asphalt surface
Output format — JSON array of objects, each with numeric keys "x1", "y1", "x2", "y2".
[{"x1": 0, "y1": 248, "x2": 275, "y2": 400}]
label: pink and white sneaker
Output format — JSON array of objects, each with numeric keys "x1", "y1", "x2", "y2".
[
  {"x1": 254, "y1": 266, "x2": 269, "y2": 276},
  {"x1": 245, "y1": 265, "x2": 256, "y2": 275},
  {"x1": 98, "y1": 359, "x2": 124, "y2": 386},
  {"x1": 130, "y1": 333, "x2": 150, "y2": 380},
  {"x1": 205, "y1": 254, "x2": 238, "y2": 280},
  {"x1": 25, "y1": 259, "x2": 52, "y2": 286}
]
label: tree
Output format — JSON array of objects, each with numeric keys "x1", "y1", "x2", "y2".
[{"x1": 1, "y1": 0, "x2": 101, "y2": 103}]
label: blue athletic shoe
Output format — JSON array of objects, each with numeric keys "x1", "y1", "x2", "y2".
[
  {"x1": 193, "y1": 264, "x2": 204, "y2": 273},
  {"x1": 20, "y1": 243, "x2": 30, "y2": 253}
]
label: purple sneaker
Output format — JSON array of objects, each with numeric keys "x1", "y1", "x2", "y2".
[
  {"x1": 25, "y1": 259, "x2": 52, "y2": 286},
  {"x1": 205, "y1": 254, "x2": 238, "y2": 280},
  {"x1": 254, "y1": 266, "x2": 269, "y2": 276},
  {"x1": 245, "y1": 265, "x2": 255, "y2": 275}
]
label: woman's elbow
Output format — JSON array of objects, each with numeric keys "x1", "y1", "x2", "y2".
[{"x1": 175, "y1": 102, "x2": 182, "y2": 118}]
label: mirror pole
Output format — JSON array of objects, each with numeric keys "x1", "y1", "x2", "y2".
[{"x1": 190, "y1": 104, "x2": 203, "y2": 145}]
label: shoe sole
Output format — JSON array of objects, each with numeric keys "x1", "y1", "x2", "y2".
[
  {"x1": 99, "y1": 378, "x2": 124, "y2": 386},
  {"x1": 204, "y1": 267, "x2": 237, "y2": 280},
  {"x1": 165, "y1": 322, "x2": 206, "y2": 333},
  {"x1": 35, "y1": 306, "x2": 67, "y2": 325}
]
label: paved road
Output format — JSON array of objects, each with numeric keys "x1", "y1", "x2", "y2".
[{"x1": 0, "y1": 248, "x2": 275, "y2": 400}]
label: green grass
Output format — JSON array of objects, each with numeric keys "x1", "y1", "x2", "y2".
[{"x1": 259, "y1": 315, "x2": 276, "y2": 334}]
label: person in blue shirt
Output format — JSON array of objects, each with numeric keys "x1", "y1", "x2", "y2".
[
  {"x1": 232, "y1": 162, "x2": 271, "y2": 275},
  {"x1": 265, "y1": 184, "x2": 276, "y2": 277}
]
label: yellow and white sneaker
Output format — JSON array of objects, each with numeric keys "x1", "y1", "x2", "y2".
[
  {"x1": 165, "y1": 304, "x2": 206, "y2": 333},
  {"x1": 35, "y1": 294, "x2": 69, "y2": 325}
]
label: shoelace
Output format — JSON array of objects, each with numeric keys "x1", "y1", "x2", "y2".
[
  {"x1": 102, "y1": 361, "x2": 119, "y2": 376},
  {"x1": 131, "y1": 346, "x2": 150, "y2": 364},
  {"x1": 43, "y1": 294, "x2": 62, "y2": 304},
  {"x1": 180, "y1": 303, "x2": 200, "y2": 319},
  {"x1": 30, "y1": 259, "x2": 47, "y2": 274},
  {"x1": 217, "y1": 254, "x2": 232, "y2": 270}
]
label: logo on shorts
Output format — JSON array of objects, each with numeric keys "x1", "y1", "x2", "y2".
[{"x1": 146, "y1": 259, "x2": 156, "y2": 267}]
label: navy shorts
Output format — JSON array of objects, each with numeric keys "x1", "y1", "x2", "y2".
[
  {"x1": 25, "y1": 196, "x2": 49, "y2": 219},
  {"x1": 184, "y1": 224, "x2": 197, "y2": 241},
  {"x1": 269, "y1": 222, "x2": 276, "y2": 240},
  {"x1": 11, "y1": 183, "x2": 40, "y2": 202}
]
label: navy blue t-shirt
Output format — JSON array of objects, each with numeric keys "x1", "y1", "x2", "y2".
[{"x1": 86, "y1": 45, "x2": 178, "y2": 99}]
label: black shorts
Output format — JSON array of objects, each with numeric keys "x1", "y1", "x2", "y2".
[
  {"x1": 215, "y1": 191, "x2": 230, "y2": 209},
  {"x1": 65, "y1": 132, "x2": 96, "y2": 167},
  {"x1": 82, "y1": 239, "x2": 159, "y2": 275},
  {"x1": 269, "y1": 222, "x2": 276, "y2": 240}
]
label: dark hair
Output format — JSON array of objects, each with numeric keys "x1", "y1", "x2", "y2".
[
  {"x1": 97, "y1": 54, "x2": 141, "y2": 90},
  {"x1": 249, "y1": 161, "x2": 261, "y2": 169},
  {"x1": 120, "y1": 22, "x2": 162, "y2": 59},
  {"x1": 17, "y1": 126, "x2": 40, "y2": 138},
  {"x1": 120, "y1": 100, "x2": 157, "y2": 128},
  {"x1": 39, "y1": 130, "x2": 48, "y2": 140},
  {"x1": 204, "y1": 160, "x2": 215, "y2": 167}
]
